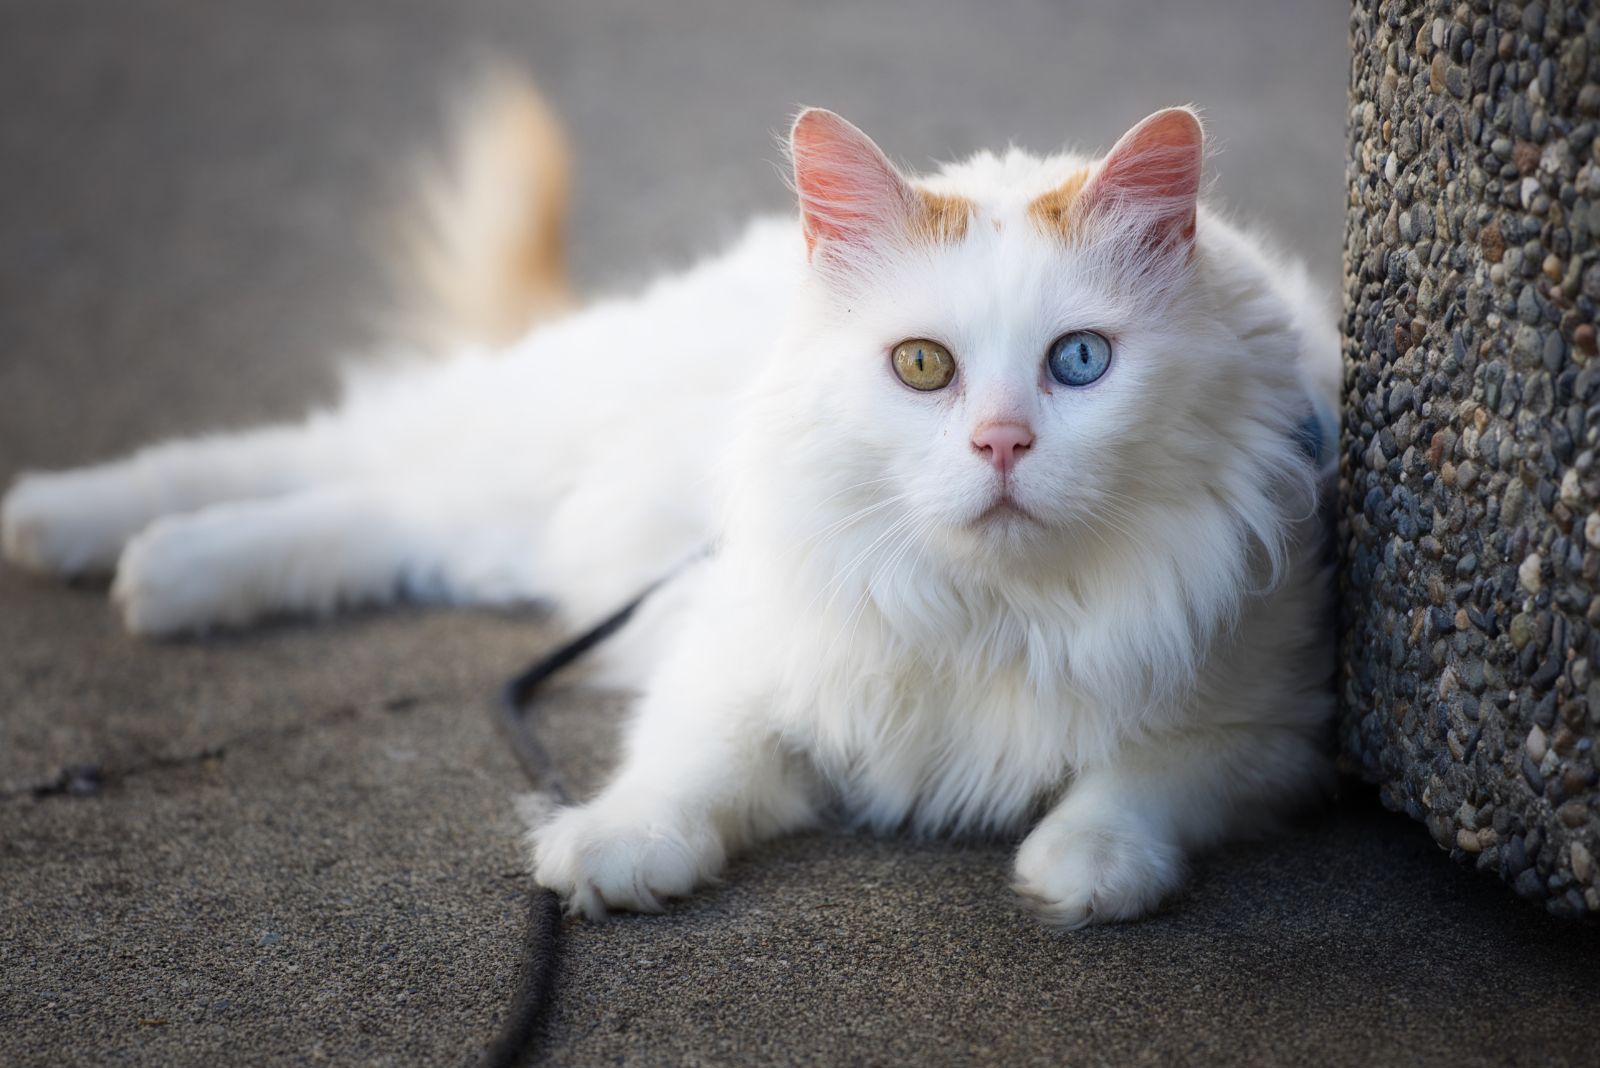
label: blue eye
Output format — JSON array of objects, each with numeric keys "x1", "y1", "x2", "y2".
[{"x1": 1047, "y1": 331, "x2": 1112, "y2": 387}]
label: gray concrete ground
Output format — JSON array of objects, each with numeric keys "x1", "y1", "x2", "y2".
[{"x1": 2, "y1": 2, "x2": 1596, "y2": 1065}]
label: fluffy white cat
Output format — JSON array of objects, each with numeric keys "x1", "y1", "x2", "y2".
[{"x1": 2, "y1": 84, "x2": 1338, "y2": 926}]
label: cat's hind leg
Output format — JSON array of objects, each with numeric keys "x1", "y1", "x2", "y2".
[
  {"x1": 2, "y1": 419, "x2": 353, "y2": 579},
  {"x1": 110, "y1": 481, "x2": 546, "y2": 635}
]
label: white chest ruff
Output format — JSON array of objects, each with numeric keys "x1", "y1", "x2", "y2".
[{"x1": 777, "y1": 635, "x2": 1094, "y2": 837}]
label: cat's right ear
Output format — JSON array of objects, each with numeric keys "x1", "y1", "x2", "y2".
[{"x1": 789, "y1": 109, "x2": 916, "y2": 257}]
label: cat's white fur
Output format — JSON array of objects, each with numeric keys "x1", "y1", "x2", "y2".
[{"x1": 2, "y1": 99, "x2": 1337, "y2": 927}]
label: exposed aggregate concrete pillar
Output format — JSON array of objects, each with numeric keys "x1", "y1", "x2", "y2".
[{"x1": 1340, "y1": 0, "x2": 1600, "y2": 917}]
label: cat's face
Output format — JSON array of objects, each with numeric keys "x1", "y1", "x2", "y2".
[{"x1": 780, "y1": 108, "x2": 1225, "y2": 574}]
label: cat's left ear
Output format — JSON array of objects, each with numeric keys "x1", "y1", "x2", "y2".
[
  {"x1": 789, "y1": 109, "x2": 918, "y2": 257},
  {"x1": 1078, "y1": 107, "x2": 1203, "y2": 251}
]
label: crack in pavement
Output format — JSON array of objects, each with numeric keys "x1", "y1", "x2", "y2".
[{"x1": 2, "y1": 692, "x2": 439, "y2": 803}]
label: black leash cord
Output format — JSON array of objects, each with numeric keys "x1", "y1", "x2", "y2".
[
  {"x1": 478, "y1": 890, "x2": 565, "y2": 1068},
  {"x1": 479, "y1": 571, "x2": 687, "y2": 1068}
]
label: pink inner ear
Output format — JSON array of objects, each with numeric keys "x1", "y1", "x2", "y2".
[
  {"x1": 1083, "y1": 108, "x2": 1203, "y2": 246},
  {"x1": 790, "y1": 109, "x2": 912, "y2": 253}
]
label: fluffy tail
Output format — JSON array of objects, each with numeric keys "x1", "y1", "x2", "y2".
[{"x1": 401, "y1": 70, "x2": 573, "y2": 349}]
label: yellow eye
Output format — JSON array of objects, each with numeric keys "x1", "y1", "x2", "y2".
[{"x1": 891, "y1": 339, "x2": 957, "y2": 391}]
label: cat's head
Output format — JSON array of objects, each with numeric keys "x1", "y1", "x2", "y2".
[{"x1": 750, "y1": 106, "x2": 1313, "y2": 600}]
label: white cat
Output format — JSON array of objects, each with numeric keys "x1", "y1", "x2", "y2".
[{"x1": 2, "y1": 83, "x2": 1338, "y2": 927}]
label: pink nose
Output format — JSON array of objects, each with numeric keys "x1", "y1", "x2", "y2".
[{"x1": 971, "y1": 422, "x2": 1035, "y2": 474}]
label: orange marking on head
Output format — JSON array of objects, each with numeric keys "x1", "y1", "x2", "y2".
[
  {"x1": 1027, "y1": 168, "x2": 1091, "y2": 240},
  {"x1": 912, "y1": 190, "x2": 972, "y2": 243}
]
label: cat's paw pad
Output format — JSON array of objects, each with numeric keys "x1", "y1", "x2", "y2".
[
  {"x1": 1013, "y1": 816, "x2": 1184, "y2": 929},
  {"x1": 530, "y1": 803, "x2": 724, "y2": 918},
  {"x1": 112, "y1": 516, "x2": 247, "y2": 635},
  {"x1": 1, "y1": 472, "x2": 135, "y2": 577}
]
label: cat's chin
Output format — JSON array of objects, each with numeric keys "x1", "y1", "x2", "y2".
[
  {"x1": 950, "y1": 499, "x2": 1048, "y2": 558},
  {"x1": 973, "y1": 498, "x2": 1033, "y2": 524}
]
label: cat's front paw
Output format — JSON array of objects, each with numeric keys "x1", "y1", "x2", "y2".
[
  {"x1": 1, "y1": 471, "x2": 144, "y2": 577},
  {"x1": 530, "y1": 801, "x2": 725, "y2": 919},
  {"x1": 1013, "y1": 814, "x2": 1184, "y2": 929}
]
